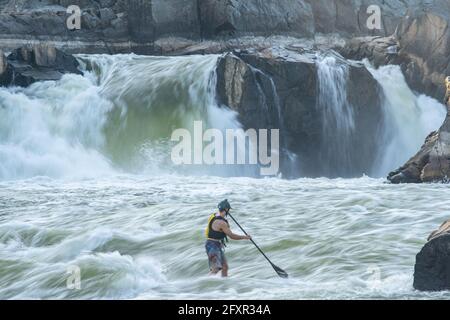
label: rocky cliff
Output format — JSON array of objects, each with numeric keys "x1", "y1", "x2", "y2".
[
  {"x1": 395, "y1": 4, "x2": 450, "y2": 101},
  {"x1": 0, "y1": 0, "x2": 435, "y2": 53},
  {"x1": 1, "y1": 1, "x2": 448, "y2": 95},
  {"x1": 341, "y1": 1, "x2": 450, "y2": 100},
  {"x1": 0, "y1": 1, "x2": 447, "y2": 101}
]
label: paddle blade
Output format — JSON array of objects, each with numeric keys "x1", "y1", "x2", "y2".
[{"x1": 273, "y1": 264, "x2": 289, "y2": 278}]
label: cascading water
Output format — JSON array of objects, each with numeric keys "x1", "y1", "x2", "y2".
[
  {"x1": 267, "y1": 75, "x2": 300, "y2": 177},
  {"x1": 314, "y1": 54, "x2": 446, "y2": 178},
  {"x1": 0, "y1": 52, "x2": 443, "y2": 181},
  {"x1": 247, "y1": 65, "x2": 299, "y2": 177},
  {"x1": 365, "y1": 62, "x2": 447, "y2": 176},
  {"x1": 316, "y1": 54, "x2": 356, "y2": 177},
  {"x1": 0, "y1": 73, "x2": 115, "y2": 180},
  {"x1": 0, "y1": 54, "x2": 257, "y2": 180}
]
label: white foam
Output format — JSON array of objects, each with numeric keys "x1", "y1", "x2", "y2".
[{"x1": 366, "y1": 62, "x2": 447, "y2": 176}]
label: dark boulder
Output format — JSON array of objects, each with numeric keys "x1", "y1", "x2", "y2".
[
  {"x1": 0, "y1": 50, "x2": 11, "y2": 85},
  {"x1": 215, "y1": 49, "x2": 384, "y2": 178},
  {"x1": 215, "y1": 51, "x2": 317, "y2": 177},
  {"x1": 216, "y1": 53, "x2": 284, "y2": 132},
  {"x1": 1, "y1": 45, "x2": 81, "y2": 87},
  {"x1": 414, "y1": 233, "x2": 450, "y2": 291}
]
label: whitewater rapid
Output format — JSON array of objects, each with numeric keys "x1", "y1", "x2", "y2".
[{"x1": 1, "y1": 175, "x2": 450, "y2": 299}]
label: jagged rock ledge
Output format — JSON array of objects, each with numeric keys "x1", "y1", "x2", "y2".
[
  {"x1": 0, "y1": 44, "x2": 81, "y2": 87},
  {"x1": 341, "y1": 8, "x2": 450, "y2": 103}
]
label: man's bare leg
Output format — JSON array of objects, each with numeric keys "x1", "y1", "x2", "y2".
[
  {"x1": 208, "y1": 255, "x2": 220, "y2": 276},
  {"x1": 221, "y1": 262, "x2": 229, "y2": 277}
]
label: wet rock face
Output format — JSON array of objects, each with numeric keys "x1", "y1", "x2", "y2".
[
  {"x1": 215, "y1": 54, "x2": 279, "y2": 131},
  {"x1": 151, "y1": 0, "x2": 201, "y2": 39},
  {"x1": 414, "y1": 234, "x2": 450, "y2": 291},
  {"x1": 126, "y1": 0, "x2": 154, "y2": 43},
  {"x1": 0, "y1": 0, "x2": 437, "y2": 54},
  {"x1": 199, "y1": 0, "x2": 315, "y2": 38},
  {"x1": 0, "y1": 45, "x2": 81, "y2": 87},
  {"x1": 215, "y1": 50, "x2": 383, "y2": 178},
  {"x1": 0, "y1": 50, "x2": 7, "y2": 72},
  {"x1": 215, "y1": 52, "x2": 318, "y2": 177},
  {"x1": 0, "y1": 50, "x2": 12, "y2": 85}
]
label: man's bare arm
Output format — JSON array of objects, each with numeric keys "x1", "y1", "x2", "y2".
[{"x1": 218, "y1": 221, "x2": 251, "y2": 240}]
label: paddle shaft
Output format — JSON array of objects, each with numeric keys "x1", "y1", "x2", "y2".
[{"x1": 227, "y1": 213, "x2": 276, "y2": 268}]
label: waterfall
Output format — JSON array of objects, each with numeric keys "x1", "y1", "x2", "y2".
[
  {"x1": 366, "y1": 62, "x2": 447, "y2": 176},
  {"x1": 316, "y1": 54, "x2": 356, "y2": 177},
  {"x1": 0, "y1": 54, "x2": 251, "y2": 180},
  {"x1": 313, "y1": 54, "x2": 445, "y2": 178},
  {"x1": 267, "y1": 75, "x2": 299, "y2": 177},
  {"x1": 0, "y1": 52, "x2": 446, "y2": 181},
  {"x1": 247, "y1": 65, "x2": 299, "y2": 177}
]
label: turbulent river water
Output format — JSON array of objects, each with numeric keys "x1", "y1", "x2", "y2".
[
  {"x1": 0, "y1": 53, "x2": 448, "y2": 299},
  {"x1": 2, "y1": 176, "x2": 450, "y2": 299}
]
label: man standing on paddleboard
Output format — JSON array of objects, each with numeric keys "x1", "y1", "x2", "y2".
[{"x1": 205, "y1": 199, "x2": 251, "y2": 277}]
